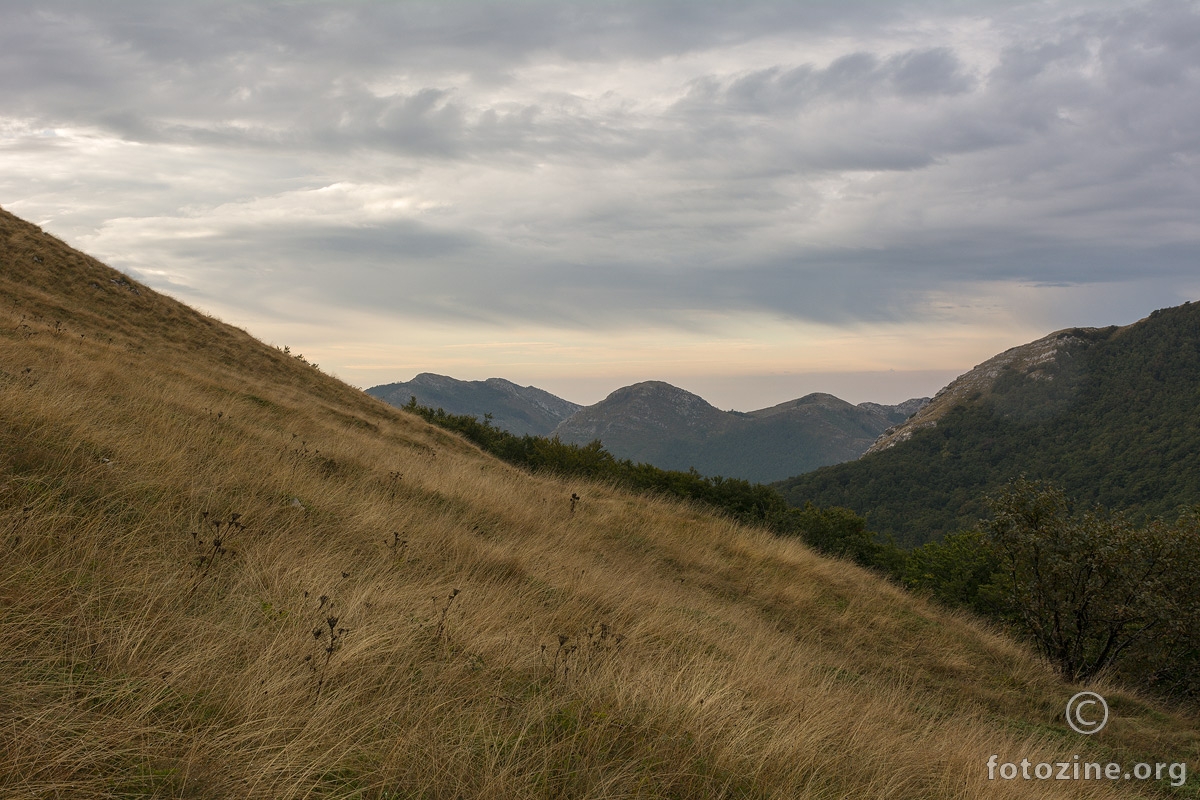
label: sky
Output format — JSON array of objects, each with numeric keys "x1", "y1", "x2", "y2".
[{"x1": 3, "y1": 0, "x2": 1199, "y2": 409}]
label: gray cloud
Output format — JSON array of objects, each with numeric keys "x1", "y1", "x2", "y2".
[{"x1": 2, "y1": 0, "x2": 1199, "y2": 367}]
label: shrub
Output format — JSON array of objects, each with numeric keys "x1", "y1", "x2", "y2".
[{"x1": 984, "y1": 478, "x2": 1200, "y2": 684}]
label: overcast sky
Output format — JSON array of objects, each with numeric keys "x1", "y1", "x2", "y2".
[{"x1": 3, "y1": 0, "x2": 1198, "y2": 408}]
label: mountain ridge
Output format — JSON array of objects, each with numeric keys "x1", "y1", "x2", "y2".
[
  {"x1": 777, "y1": 303, "x2": 1200, "y2": 545},
  {"x1": 864, "y1": 326, "x2": 1117, "y2": 455},
  {"x1": 369, "y1": 373, "x2": 929, "y2": 483},
  {"x1": 367, "y1": 372, "x2": 582, "y2": 436},
  {"x1": 553, "y1": 381, "x2": 927, "y2": 483}
]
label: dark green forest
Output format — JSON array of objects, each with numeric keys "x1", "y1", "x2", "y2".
[{"x1": 776, "y1": 302, "x2": 1200, "y2": 547}]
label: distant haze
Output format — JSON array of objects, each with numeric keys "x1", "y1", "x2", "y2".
[{"x1": 2, "y1": 0, "x2": 1198, "y2": 410}]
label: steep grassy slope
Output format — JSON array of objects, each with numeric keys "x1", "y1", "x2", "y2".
[
  {"x1": 778, "y1": 306, "x2": 1200, "y2": 546},
  {"x1": 1, "y1": 207, "x2": 1197, "y2": 798}
]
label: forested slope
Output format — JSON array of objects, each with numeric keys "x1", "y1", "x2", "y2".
[{"x1": 778, "y1": 303, "x2": 1200, "y2": 546}]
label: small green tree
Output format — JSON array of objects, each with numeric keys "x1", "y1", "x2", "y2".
[
  {"x1": 783, "y1": 503, "x2": 907, "y2": 573},
  {"x1": 1112, "y1": 506, "x2": 1200, "y2": 700},
  {"x1": 984, "y1": 478, "x2": 1183, "y2": 683},
  {"x1": 904, "y1": 529, "x2": 1002, "y2": 616}
]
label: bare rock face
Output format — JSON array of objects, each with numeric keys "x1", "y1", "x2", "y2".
[
  {"x1": 856, "y1": 398, "x2": 930, "y2": 426},
  {"x1": 864, "y1": 328, "x2": 1109, "y2": 455}
]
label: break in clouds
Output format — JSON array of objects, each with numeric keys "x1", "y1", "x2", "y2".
[{"x1": 2, "y1": 0, "x2": 1199, "y2": 338}]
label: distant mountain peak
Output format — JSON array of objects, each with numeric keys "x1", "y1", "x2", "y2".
[
  {"x1": 374, "y1": 371, "x2": 932, "y2": 483},
  {"x1": 605, "y1": 381, "x2": 723, "y2": 424},
  {"x1": 408, "y1": 372, "x2": 461, "y2": 389},
  {"x1": 367, "y1": 374, "x2": 581, "y2": 436},
  {"x1": 564, "y1": 381, "x2": 727, "y2": 437}
]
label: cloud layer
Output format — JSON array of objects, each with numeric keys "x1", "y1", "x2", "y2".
[{"x1": 2, "y1": 0, "x2": 1198, "y2": 404}]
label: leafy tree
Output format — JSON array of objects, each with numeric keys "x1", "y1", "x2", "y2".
[
  {"x1": 783, "y1": 503, "x2": 884, "y2": 567},
  {"x1": 983, "y1": 478, "x2": 1194, "y2": 684},
  {"x1": 1105, "y1": 506, "x2": 1200, "y2": 701},
  {"x1": 904, "y1": 529, "x2": 1002, "y2": 616}
]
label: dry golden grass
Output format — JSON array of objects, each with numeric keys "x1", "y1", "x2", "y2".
[{"x1": 1, "y1": 205, "x2": 1197, "y2": 798}]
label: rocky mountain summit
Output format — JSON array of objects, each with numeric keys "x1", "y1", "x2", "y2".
[
  {"x1": 778, "y1": 302, "x2": 1200, "y2": 545},
  {"x1": 865, "y1": 328, "x2": 1110, "y2": 454}
]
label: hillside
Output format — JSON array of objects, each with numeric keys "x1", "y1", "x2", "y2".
[
  {"x1": 1, "y1": 205, "x2": 1196, "y2": 798},
  {"x1": 777, "y1": 305, "x2": 1200, "y2": 546},
  {"x1": 553, "y1": 381, "x2": 925, "y2": 483},
  {"x1": 367, "y1": 373, "x2": 581, "y2": 436},
  {"x1": 863, "y1": 327, "x2": 1114, "y2": 455}
]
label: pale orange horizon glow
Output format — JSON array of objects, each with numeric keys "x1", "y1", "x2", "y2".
[{"x1": 227, "y1": 307, "x2": 1049, "y2": 409}]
